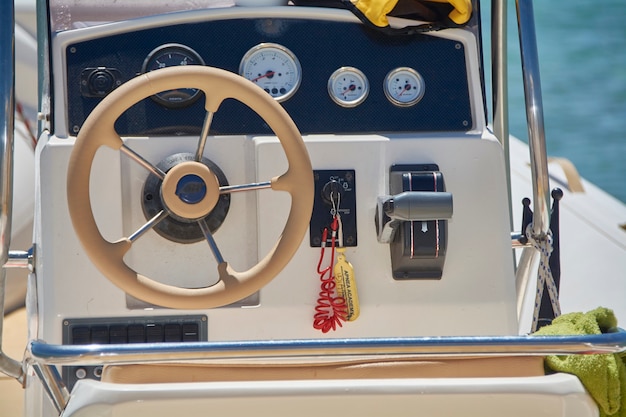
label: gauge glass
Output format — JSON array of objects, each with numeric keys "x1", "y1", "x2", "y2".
[
  {"x1": 384, "y1": 67, "x2": 425, "y2": 107},
  {"x1": 328, "y1": 67, "x2": 369, "y2": 108},
  {"x1": 142, "y1": 44, "x2": 205, "y2": 108},
  {"x1": 239, "y1": 43, "x2": 301, "y2": 102}
]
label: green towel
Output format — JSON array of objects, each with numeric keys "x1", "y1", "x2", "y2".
[{"x1": 534, "y1": 307, "x2": 626, "y2": 417}]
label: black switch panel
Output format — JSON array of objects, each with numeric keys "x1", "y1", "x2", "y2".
[
  {"x1": 309, "y1": 170, "x2": 357, "y2": 247},
  {"x1": 62, "y1": 315, "x2": 207, "y2": 390}
]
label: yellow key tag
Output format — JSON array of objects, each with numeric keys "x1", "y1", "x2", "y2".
[{"x1": 334, "y1": 247, "x2": 360, "y2": 321}]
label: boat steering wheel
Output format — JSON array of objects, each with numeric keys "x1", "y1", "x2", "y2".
[{"x1": 67, "y1": 66, "x2": 313, "y2": 309}]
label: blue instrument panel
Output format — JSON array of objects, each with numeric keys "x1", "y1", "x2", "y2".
[{"x1": 66, "y1": 17, "x2": 472, "y2": 135}]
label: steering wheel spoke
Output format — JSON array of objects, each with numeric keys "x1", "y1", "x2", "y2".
[
  {"x1": 120, "y1": 143, "x2": 166, "y2": 179},
  {"x1": 195, "y1": 111, "x2": 214, "y2": 162},
  {"x1": 219, "y1": 181, "x2": 272, "y2": 195},
  {"x1": 128, "y1": 210, "x2": 169, "y2": 243},
  {"x1": 198, "y1": 218, "x2": 225, "y2": 264}
]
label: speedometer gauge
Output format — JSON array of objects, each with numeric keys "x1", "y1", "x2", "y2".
[
  {"x1": 383, "y1": 67, "x2": 425, "y2": 107},
  {"x1": 239, "y1": 43, "x2": 301, "y2": 102},
  {"x1": 142, "y1": 44, "x2": 205, "y2": 108},
  {"x1": 328, "y1": 67, "x2": 369, "y2": 108}
]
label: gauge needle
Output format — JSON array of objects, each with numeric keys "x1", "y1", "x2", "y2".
[
  {"x1": 251, "y1": 71, "x2": 275, "y2": 82},
  {"x1": 342, "y1": 84, "x2": 356, "y2": 97},
  {"x1": 398, "y1": 83, "x2": 412, "y2": 97}
]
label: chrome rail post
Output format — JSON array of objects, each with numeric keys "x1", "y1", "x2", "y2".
[
  {"x1": 514, "y1": 0, "x2": 552, "y2": 327},
  {"x1": 0, "y1": 1, "x2": 16, "y2": 272},
  {"x1": 0, "y1": 0, "x2": 26, "y2": 382},
  {"x1": 5, "y1": 248, "x2": 33, "y2": 270},
  {"x1": 515, "y1": 0, "x2": 551, "y2": 237},
  {"x1": 31, "y1": 361, "x2": 70, "y2": 414},
  {"x1": 491, "y1": 0, "x2": 512, "y2": 228}
]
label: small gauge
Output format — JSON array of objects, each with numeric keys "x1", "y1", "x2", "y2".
[
  {"x1": 383, "y1": 67, "x2": 425, "y2": 107},
  {"x1": 328, "y1": 67, "x2": 369, "y2": 108},
  {"x1": 239, "y1": 43, "x2": 301, "y2": 102},
  {"x1": 142, "y1": 44, "x2": 205, "y2": 108}
]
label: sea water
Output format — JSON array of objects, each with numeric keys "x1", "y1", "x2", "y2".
[{"x1": 483, "y1": 0, "x2": 626, "y2": 203}]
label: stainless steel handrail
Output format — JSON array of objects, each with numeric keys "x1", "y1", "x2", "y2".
[
  {"x1": 513, "y1": 0, "x2": 553, "y2": 329},
  {"x1": 515, "y1": 0, "x2": 551, "y2": 238},
  {"x1": 31, "y1": 361, "x2": 70, "y2": 415},
  {"x1": 30, "y1": 330, "x2": 626, "y2": 365},
  {"x1": 491, "y1": 0, "x2": 511, "y2": 227},
  {"x1": 0, "y1": 1, "x2": 16, "y2": 270},
  {"x1": 0, "y1": 0, "x2": 26, "y2": 383},
  {"x1": 27, "y1": 329, "x2": 626, "y2": 414}
]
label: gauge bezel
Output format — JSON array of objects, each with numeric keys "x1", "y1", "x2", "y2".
[
  {"x1": 239, "y1": 43, "x2": 302, "y2": 103},
  {"x1": 383, "y1": 67, "x2": 426, "y2": 108},
  {"x1": 141, "y1": 43, "x2": 206, "y2": 108},
  {"x1": 327, "y1": 67, "x2": 369, "y2": 108}
]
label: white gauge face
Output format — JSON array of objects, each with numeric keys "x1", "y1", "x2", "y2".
[
  {"x1": 239, "y1": 43, "x2": 301, "y2": 102},
  {"x1": 384, "y1": 67, "x2": 425, "y2": 107},
  {"x1": 328, "y1": 67, "x2": 369, "y2": 108}
]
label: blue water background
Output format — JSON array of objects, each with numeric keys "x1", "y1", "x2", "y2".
[{"x1": 483, "y1": 0, "x2": 625, "y2": 202}]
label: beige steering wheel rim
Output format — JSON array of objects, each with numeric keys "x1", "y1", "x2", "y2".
[{"x1": 67, "y1": 66, "x2": 314, "y2": 309}]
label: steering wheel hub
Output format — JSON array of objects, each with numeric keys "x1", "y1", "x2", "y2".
[
  {"x1": 143, "y1": 153, "x2": 230, "y2": 244},
  {"x1": 161, "y1": 161, "x2": 220, "y2": 220}
]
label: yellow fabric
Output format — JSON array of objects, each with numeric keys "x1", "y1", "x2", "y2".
[
  {"x1": 351, "y1": 0, "x2": 472, "y2": 27},
  {"x1": 351, "y1": 0, "x2": 399, "y2": 27}
]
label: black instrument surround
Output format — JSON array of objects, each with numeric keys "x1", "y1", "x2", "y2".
[{"x1": 66, "y1": 17, "x2": 472, "y2": 136}]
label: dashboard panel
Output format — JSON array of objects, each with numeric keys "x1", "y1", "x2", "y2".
[{"x1": 64, "y1": 15, "x2": 473, "y2": 136}]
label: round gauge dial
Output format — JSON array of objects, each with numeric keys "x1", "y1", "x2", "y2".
[
  {"x1": 383, "y1": 67, "x2": 425, "y2": 107},
  {"x1": 239, "y1": 43, "x2": 301, "y2": 102},
  {"x1": 328, "y1": 67, "x2": 369, "y2": 108},
  {"x1": 142, "y1": 44, "x2": 205, "y2": 107}
]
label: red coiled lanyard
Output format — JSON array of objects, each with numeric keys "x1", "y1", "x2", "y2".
[{"x1": 313, "y1": 214, "x2": 348, "y2": 333}]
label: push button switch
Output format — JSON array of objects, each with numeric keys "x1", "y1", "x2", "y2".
[
  {"x1": 109, "y1": 325, "x2": 128, "y2": 344},
  {"x1": 164, "y1": 324, "x2": 182, "y2": 342},
  {"x1": 90, "y1": 326, "x2": 109, "y2": 344},
  {"x1": 182, "y1": 323, "x2": 200, "y2": 341},
  {"x1": 146, "y1": 324, "x2": 164, "y2": 343},
  {"x1": 127, "y1": 324, "x2": 146, "y2": 343},
  {"x1": 71, "y1": 327, "x2": 91, "y2": 345}
]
